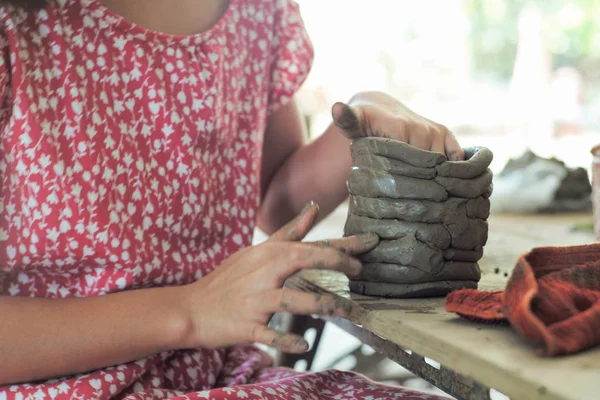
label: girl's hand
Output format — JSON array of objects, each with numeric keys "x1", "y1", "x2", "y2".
[
  {"x1": 332, "y1": 91, "x2": 465, "y2": 161},
  {"x1": 179, "y1": 203, "x2": 379, "y2": 353}
]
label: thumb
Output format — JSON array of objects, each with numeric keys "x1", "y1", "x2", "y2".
[
  {"x1": 269, "y1": 202, "x2": 320, "y2": 242},
  {"x1": 332, "y1": 102, "x2": 366, "y2": 139}
]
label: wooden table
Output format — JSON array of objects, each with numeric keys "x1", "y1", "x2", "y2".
[{"x1": 285, "y1": 214, "x2": 600, "y2": 400}]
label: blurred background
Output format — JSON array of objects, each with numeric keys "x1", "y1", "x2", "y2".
[
  {"x1": 258, "y1": 1, "x2": 599, "y2": 398},
  {"x1": 296, "y1": 0, "x2": 600, "y2": 173}
]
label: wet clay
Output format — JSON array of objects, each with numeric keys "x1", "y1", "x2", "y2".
[
  {"x1": 348, "y1": 167, "x2": 448, "y2": 201},
  {"x1": 349, "y1": 195, "x2": 491, "y2": 222},
  {"x1": 350, "y1": 137, "x2": 446, "y2": 168},
  {"x1": 344, "y1": 138, "x2": 493, "y2": 298},
  {"x1": 344, "y1": 214, "x2": 451, "y2": 248},
  {"x1": 360, "y1": 236, "x2": 445, "y2": 273},
  {"x1": 356, "y1": 262, "x2": 481, "y2": 284},
  {"x1": 434, "y1": 169, "x2": 493, "y2": 198},
  {"x1": 435, "y1": 147, "x2": 493, "y2": 179},
  {"x1": 349, "y1": 280, "x2": 478, "y2": 298},
  {"x1": 352, "y1": 155, "x2": 436, "y2": 179}
]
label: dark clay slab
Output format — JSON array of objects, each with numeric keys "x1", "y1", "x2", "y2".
[
  {"x1": 434, "y1": 169, "x2": 493, "y2": 199},
  {"x1": 349, "y1": 280, "x2": 478, "y2": 298},
  {"x1": 360, "y1": 236, "x2": 444, "y2": 273},
  {"x1": 349, "y1": 195, "x2": 490, "y2": 224},
  {"x1": 356, "y1": 261, "x2": 481, "y2": 284},
  {"x1": 351, "y1": 137, "x2": 446, "y2": 168},
  {"x1": 344, "y1": 214, "x2": 451, "y2": 249},
  {"x1": 348, "y1": 167, "x2": 448, "y2": 201},
  {"x1": 443, "y1": 248, "x2": 484, "y2": 262},
  {"x1": 446, "y1": 218, "x2": 488, "y2": 250},
  {"x1": 352, "y1": 154, "x2": 436, "y2": 179},
  {"x1": 435, "y1": 147, "x2": 493, "y2": 179}
]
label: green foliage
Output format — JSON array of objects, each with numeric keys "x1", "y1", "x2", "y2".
[{"x1": 463, "y1": 0, "x2": 600, "y2": 80}]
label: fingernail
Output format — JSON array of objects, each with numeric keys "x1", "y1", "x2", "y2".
[
  {"x1": 349, "y1": 257, "x2": 362, "y2": 275},
  {"x1": 363, "y1": 233, "x2": 380, "y2": 245},
  {"x1": 301, "y1": 201, "x2": 316, "y2": 214},
  {"x1": 334, "y1": 103, "x2": 360, "y2": 130},
  {"x1": 295, "y1": 340, "x2": 309, "y2": 352}
]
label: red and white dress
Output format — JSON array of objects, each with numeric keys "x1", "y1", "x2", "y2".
[{"x1": 0, "y1": 1, "x2": 446, "y2": 399}]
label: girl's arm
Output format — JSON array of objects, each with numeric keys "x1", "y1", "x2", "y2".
[
  {"x1": 257, "y1": 100, "x2": 350, "y2": 234},
  {"x1": 0, "y1": 205, "x2": 376, "y2": 386},
  {"x1": 257, "y1": 92, "x2": 463, "y2": 234},
  {"x1": 0, "y1": 286, "x2": 189, "y2": 384}
]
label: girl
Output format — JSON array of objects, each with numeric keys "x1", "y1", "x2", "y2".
[{"x1": 0, "y1": 0, "x2": 463, "y2": 398}]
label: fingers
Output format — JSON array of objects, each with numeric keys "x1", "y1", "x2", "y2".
[
  {"x1": 269, "y1": 202, "x2": 319, "y2": 242},
  {"x1": 277, "y1": 243, "x2": 362, "y2": 279},
  {"x1": 306, "y1": 233, "x2": 379, "y2": 255},
  {"x1": 430, "y1": 131, "x2": 446, "y2": 154},
  {"x1": 408, "y1": 125, "x2": 433, "y2": 151},
  {"x1": 251, "y1": 325, "x2": 309, "y2": 353},
  {"x1": 332, "y1": 102, "x2": 366, "y2": 139},
  {"x1": 261, "y1": 288, "x2": 352, "y2": 318},
  {"x1": 444, "y1": 130, "x2": 465, "y2": 161}
]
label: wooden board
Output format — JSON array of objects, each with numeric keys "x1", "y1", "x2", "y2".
[{"x1": 286, "y1": 213, "x2": 599, "y2": 400}]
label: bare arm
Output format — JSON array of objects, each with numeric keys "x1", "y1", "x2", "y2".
[
  {"x1": 258, "y1": 99, "x2": 350, "y2": 234},
  {"x1": 0, "y1": 287, "x2": 189, "y2": 385}
]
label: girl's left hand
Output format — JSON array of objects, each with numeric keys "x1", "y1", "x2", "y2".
[{"x1": 332, "y1": 91, "x2": 465, "y2": 161}]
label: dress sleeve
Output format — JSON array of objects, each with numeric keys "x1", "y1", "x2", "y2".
[{"x1": 266, "y1": 0, "x2": 314, "y2": 116}]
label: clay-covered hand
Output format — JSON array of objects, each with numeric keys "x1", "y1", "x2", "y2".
[
  {"x1": 332, "y1": 91, "x2": 464, "y2": 161},
  {"x1": 177, "y1": 203, "x2": 379, "y2": 353}
]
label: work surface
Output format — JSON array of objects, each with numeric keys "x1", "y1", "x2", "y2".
[{"x1": 286, "y1": 213, "x2": 599, "y2": 400}]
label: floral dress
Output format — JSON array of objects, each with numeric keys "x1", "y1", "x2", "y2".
[{"x1": 0, "y1": 0, "x2": 447, "y2": 399}]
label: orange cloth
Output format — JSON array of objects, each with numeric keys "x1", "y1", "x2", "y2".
[{"x1": 446, "y1": 244, "x2": 600, "y2": 356}]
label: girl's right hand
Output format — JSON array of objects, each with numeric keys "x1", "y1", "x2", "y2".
[{"x1": 178, "y1": 202, "x2": 379, "y2": 353}]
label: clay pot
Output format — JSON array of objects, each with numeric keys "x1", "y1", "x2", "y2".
[{"x1": 344, "y1": 138, "x2": 493, "y2": 298}]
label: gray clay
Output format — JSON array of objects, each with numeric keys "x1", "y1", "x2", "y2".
[
  {"x1": 344, "y1": 214, "x2": 451, "y2": 248},
  {"x1": 349, "y1": 195, "x2": 491, "y2": 223},
  {"x1": 482, "y1": 182, "x2": 493, "y2": 199},
  {"x1": 352, "y1": 154, "x2": 436, "y2": 179},
  {"x1": 465, "y1": 197, "x2": 491, "y2": 219},
  {"x1": 351, "y1": 137, "x2": 446, "y2": 168},
  {"x1": 355, "y1": 262, "x2": 481, "y2": 284},
  {"x1": 360, "y1": 236, "x2": 444, "y2": 273},
  {"x1": 348, "y1": 167, "x2": 448, "y2": 201},
  {"x1": 349, "y1": 280, "x2": 478, "y2": 298},
  {"x1": 344, "y1": 137, "x2": 493, "y2": 298},
  {"x1": 435, "y1": 147, "x2": 494, "y2": 179},
  {"x1": 446, "y1": 218, "x2": 488, "y2": 250},
  {"x1": 442, "y1": 248, "x2": 483, "y2": 262},
  {"x1": 434, "y1": 169, "x2": 493, "y2": 198}
]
